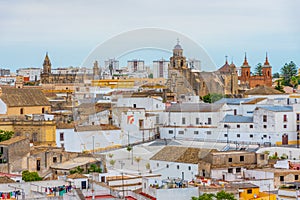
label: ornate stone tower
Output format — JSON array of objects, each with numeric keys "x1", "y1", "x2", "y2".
[
  {"x1": 262, "y1": 53, "x2": 272, "y2": 86},
  {"x1": 43, "y1": 52, "x2": 51, "y2": 74},
  {"x1": 170, "y1": 39, "x2": 187, "y2": 70},
  {"x1": 93, "y1": 60, "x2": 100, "y2": 79},
  {"x1": 41, "y1": 53, "x2": 51, "y2": 84}
]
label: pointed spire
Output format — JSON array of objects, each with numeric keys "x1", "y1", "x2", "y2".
[
  {"x1": 243, "y1": 52, "x2": 249, "y2": 66},
  {"x1": 231, "y1": 56, "x2": 234, "y2": 64},
  {"x1": 225, "y1": 55, "x2": 228, "y2": 64},
  {"x1": 43, "y1": 52, "x2": 51, "y2": 66},
  {"x1": 264, "y1": 52, "x2": 270, "y2": 65}
]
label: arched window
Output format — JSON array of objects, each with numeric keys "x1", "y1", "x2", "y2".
[
  {"x1": 20, "y1": 108, "x2": 24, "y2": 115},
  {"x1": 42, "y1": 107, "x2": 45, "y2": 113},
  {"x1": 267, "y1": 71, "x2": 270, "y2": 77}
]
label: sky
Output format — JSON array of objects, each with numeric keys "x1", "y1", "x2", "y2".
[{"x1": 0, "y1": 0, "x2": 299, "y2": 73}]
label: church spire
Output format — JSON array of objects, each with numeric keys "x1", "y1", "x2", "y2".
[
  {"x1": 225, "y1": 55, "x2": 228, "y2": 64},
  {"x1": 264, "y1": 52, "x2": 270, "y2": 65},
  {"x1": 43, "y1": 52, "x2": 51, "y2": 74},
  {"x1": 243, "y1": 52, "x2": 249, "y2": 66}
]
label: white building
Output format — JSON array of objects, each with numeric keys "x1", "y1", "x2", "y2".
[
  {"x1": 17, "y1": 68, "x2": 41, "y2": 81},
  {"x1": 127, "y1": 60, "x2": 145, "y2": 73},
  {"x1": 141, "y1": 177, "x2": 198, "y2": 200},
  {"x1": 187, "y1": 58, "x2": 201, "y2": 70},
  {"x1": 150, "y1": 146, "x2": 206, "y2": 180},
  {"x1": 104, "y1": 58, "x2": 119, "y2": 70},
  {"x1": 159, "y1": 103, "x2": 231, "y2": 141},
  {"x1": 153, "y1": 59, "x2": 169, "y2": 79}
]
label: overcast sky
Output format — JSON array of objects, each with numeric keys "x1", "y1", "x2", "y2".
[{"x1": 0, "y1": 0, "x2": 299, "y2": 72}]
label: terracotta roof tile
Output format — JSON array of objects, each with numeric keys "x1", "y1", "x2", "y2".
[{"x1": 0, "y1": 87, "x2": 50, "y2": 107}]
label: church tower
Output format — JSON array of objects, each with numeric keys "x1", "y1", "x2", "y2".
[
  {"x1": 43, "y1": 53, "x2": 51, "y2": 74},
  {"x1": 170, "y1": 39, "x2": 187, "y2": 70},
  {"x1": 93, "y1": 60, "x2": 100, "y2": 79},
  {"x1": 240, "y1": 53, "x2": 251, "y2": 85},
  {"x1": 262, "y1": 53, "x2": 272, "y2": 87}
]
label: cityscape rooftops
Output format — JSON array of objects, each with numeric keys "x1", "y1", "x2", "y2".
[
  {"x1": 257, "y1": 106, "x2": 293, "y2": 112},
  {"x1": 166, "y1": 103, "x2": 224, "y2": 112}
]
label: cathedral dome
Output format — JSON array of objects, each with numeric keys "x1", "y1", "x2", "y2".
[{"x1": 174, "y1": 44, "x2": 182, "y2": 50}]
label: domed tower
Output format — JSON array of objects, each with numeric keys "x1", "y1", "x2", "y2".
[
  {"x1": 170, "y1": 39, "x2": 186, "y2": 70},
  {"x1": 262, "y1": 53, "x2": 272, "y2": 87},
  {"x1": 43, "y1": 52, "x2": 51, "y2": 74},
  {"x1": 240, "y1": 53, "x2": 251, "y2": 85}
]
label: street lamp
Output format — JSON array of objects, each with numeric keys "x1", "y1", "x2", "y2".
[{"x1": 174, "y1": 122, "x2": 176, "y2": 139}]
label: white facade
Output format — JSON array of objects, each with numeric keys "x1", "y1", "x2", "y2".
[
  {"x1": 127, "y1": 60, "x2": 145, "y2": 72},
  {"x1": 17, "y1": 68, "x2": 41, "y2": 81},
  {"x1": 56, "y1": 129, "x2": 122, "y2": 152},
  {"x1": 150, "y1": 160, "x2": 198, "y2": 180},
  {"x1": 142, "y1": 177, "x2": 198, "y2": 200},
  {"x1": 153, "y1": 59, "x2": 169, "y2": 79},
  {"x1": 116, "y1": 97, "x2": 165, "y2": 112}
]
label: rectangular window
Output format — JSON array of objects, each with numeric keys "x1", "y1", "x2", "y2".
[
  {"x1": 260, "y1": 154, "x2": 265, "y2": 160},
  {"x1": 295, "y1": 175, "x2": 299, "y2": 180},
  {"x1": 188, "y1": 166, "x2": 191, "y2": 170},
  {"x1": 263, "y1": 125, "x2": 267, "y2": 129},
  {"x1": 284, "y1": 124, "x2": 287, "y2": 129},
  {"x1": 280, "y1": 176, "x2": 284, "y2": 181},
  {"x1": 228, "y1": 168, "x2": 233, "y2": 173},
  {"x1": 237, "y1": 134, "x2": 240, "y2": 138},
  {"x1": 236, "y1": 168, "x2": 241, "y2": 173},
  {"x1": 53, "y1": 157, "x2": 57, "y2": 163},
  {"x1": 60, "y1": 132, "x2": 64, "y2": 141},
  {"x1": 250, "y1": 134, "x2": 253, "y2": 138},
  {"x1": 228, "y1": 158, "x2": 232, "y2": 162},
  {"x1": 237, "y1": 124, "x2": 240, "y2": 128},
  {"x1": 297, "y1": 114, "x2": 300, "y2": 121},
  {"x1": 240, "y1": 156, "x2": 244, "y2": 162},
  {"x1": 177, "y1": 165, "x2": 180, "y2": 169},
  {"x1": 283, "y1": 114, "x2": 287, "y2": 122},
  {"x1": 224, "y1": 134, "x2": 228, "y2": 138},
  {"x1": 297, "y1": 125, "x2": 300, "y2": 131},
  {"x1": 263, "y1": 115, "x2": 267, "y2": 122},
  {"x1": 182, "y1": 117, "x2": 186, "y2": 125},
  {"x1": 208, "y1": 118, "x2": 212, "y2": 125},
  {"x1": 196, "y1": 118, "x2": 200, "y2": 125},
  {"x1": 207, "y1": 131, "x2": 212, "y2": 135},
  {"x1": 169, "y1": 130, "x2": 173, "y2": 134},
  {"x1": 178, "y1": 131, "x2": 184, "y2": 134},
  {"x1": 263, "y1": 135, "x2": 267, "y2": 138},
  {"x1": 250, "y1": 124, "x2": 253, "y2": 128},
  {"x1": 194, "y1": 131, "x2": 199, "y2": 135},
  {"x1": 247, "y1": 189, "x2": 252, "y2": 194}
]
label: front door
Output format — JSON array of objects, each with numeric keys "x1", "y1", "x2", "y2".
[{"x1": 282, "y1": 134, "x2": 288, "y2": 145}]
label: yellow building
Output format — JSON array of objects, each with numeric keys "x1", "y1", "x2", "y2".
[
  {"x1": 0, "y1": 116, "x2": 56, "y2": 147},
  {"x1": 91, "y1": 79, "x2": 135, "y2": 89},
  {"x1": 0, "y1": 87, "x2": 51, "y2": 116},
  {"x1": 239, "y1": 183, "x2": 276, "y2": 200}
]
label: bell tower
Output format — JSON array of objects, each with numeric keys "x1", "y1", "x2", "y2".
[
  {"x1": 43, "y1": 52, "x2": 51, "y2": 74},
  {"x1": 240, "y1": 53, "x2": 251, "y2": 82},
  {"x1": 262, "y1": 52, "x2": 272, "y2": 87},
  {"x1": 170, "y1": 39, "x2": 186, "y2": 70}
]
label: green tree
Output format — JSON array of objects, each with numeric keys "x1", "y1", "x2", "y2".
[
  {"x1": 203, "y1": 93, "x2": 224, "y2": 103},
  {"x1": 254, "y1": 63, "x2": 262, "y2": 76},
  {"x1": 148, "y1": 73, "x2": 153, "y2": 78},
  {"x1": 109, "y1": 159, "x2": 116, "y2": 168},
  {"x1": 192, "y1": 193, "x2": 214, "y2": 200},
  {"x1": 273, "y1": 72, "x2": 280, "y2": 78},
  {"x1": 281, "y1": 61, "x2": 297, "y2": 86},
  {"x1": 88, "y1": 164, "x2": 102, "y2": 173},
  {"x1": 290, "y1": 76, "x2": 298, "y2": 89},
  {"x1": 0, "y1": 130, "x2": 14, "y2": 142},
  {"x1": 274, "y1": 79, "x2": 284, "y2": 93},
  {"x1": 215, "y1": 190, "x2": 236, "y2": 200},
  {"x1": 22, "y1": 170, "x2": 42, "y2": 182}
]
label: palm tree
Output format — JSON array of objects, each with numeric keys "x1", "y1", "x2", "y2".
[{"x1": 134, "y1": 156, "x2": 141, "y2": 171}]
